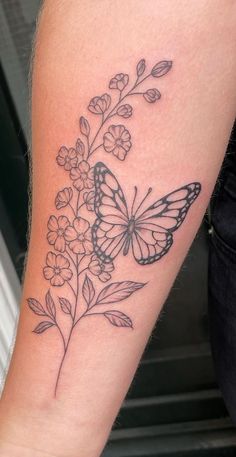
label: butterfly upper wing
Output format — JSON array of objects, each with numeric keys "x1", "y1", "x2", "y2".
[
  {"x1": 92, "y1": 162, "x2": 129, "y2": 263},
  {"x1": 133, "y1": 182, "x2": 201, "y2": 265}
]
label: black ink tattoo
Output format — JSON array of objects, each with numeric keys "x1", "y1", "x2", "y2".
[{"x1": 27, "y1": 58, "x2": 201, "y2": 396}]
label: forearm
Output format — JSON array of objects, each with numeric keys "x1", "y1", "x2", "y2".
[{"x1": 0, "y1": 1, "x2": 236, "y2": 456}]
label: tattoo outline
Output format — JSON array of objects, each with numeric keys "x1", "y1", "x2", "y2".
[{"x1": 27, "y1": 58, "x2": 201, "y2": 396}]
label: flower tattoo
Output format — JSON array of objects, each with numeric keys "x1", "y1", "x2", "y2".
[
  {"x1": 64, "y1": 217, "x2": 93, "y2": 255},
  {"x1": 103, "y1": 124, "x2": 132, "y2": 160},
  {"x1": 43, "y1": 252, "x2": 73, "y2": 286},
  {"x1": 27, "y1": 57, "x2": 201, "y2": 397}
]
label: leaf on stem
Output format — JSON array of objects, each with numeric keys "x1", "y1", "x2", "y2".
[
  {"x1": 79, "y1": 116, "x2": 90, "y2": 136},
  {"x1": 27, "y1": 298, "x2": 46, "y2": 316},
  {"x1": 82, "y1": 274, "x2": 95, "y2": 308},
  {"x1": 33, "y1": 321, "x2": 55, "y2": 334},
  {"x1": 136, "y1": 59, "x2": 146, "y2": 77},
  {"x1": 104, "y1": 310, "x2": 133, "y2": 328},
  {"x1": 59, "y1": 297, "x2": 72, "y2": 315},
  {"x1": 96, "y1": 281, "x2": 145, "y2": 305},
  {"x1": 151, "y1": 60, "x2": 172, "y2": 78},
  {"x1": 45, "y1": 290, "x2": 56, "y2": 319}
]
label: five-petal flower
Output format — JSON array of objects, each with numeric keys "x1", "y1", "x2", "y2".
[
  {"x1": 70, "y1": 161, "x2": 94, "y2": 191},
  {"x1": 65, "y1": 217, "x2": 93, "y2": 254},
  {"x1": 88, "y1": 255, "x2": 114, "y2": 282},
  {"x1": 103, "y1": 125, "x2": 132, "y2": 160},
  {"x1": 43, "y1": 252, "x2": 73, "y2": 286},
  {"x1": 56, "y1": 147, "x2": 78, "y2": 171},
  {"x1": 47, "y1": 215, "x2": 70, "y2": 252}
]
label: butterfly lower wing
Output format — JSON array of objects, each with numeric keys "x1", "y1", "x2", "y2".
[
  {"x1": 133, "y1": 182, "x2": 201, "y2": 265},
  {"x1": 132, "y1": 226, "x2": 173, "y2": 265},
  {"x1": 92, "y1": 162, "x2": 129, "y2": 263}
]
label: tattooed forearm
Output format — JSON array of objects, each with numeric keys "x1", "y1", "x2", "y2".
[{"x1": 27, "y1": 57, "x2": 201, "y2": 396}]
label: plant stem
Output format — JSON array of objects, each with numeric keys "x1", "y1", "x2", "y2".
[{"x1": 88, "y1": 73, "x2": 151, "y2": 157}]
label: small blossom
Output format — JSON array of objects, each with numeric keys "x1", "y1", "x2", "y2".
[
  {"x1": 103, "y1": 124, "x2": 131, "y2": 160},
  {"x1": 55, "y1": 187, "x2": 73, "y2": 210},
  {"x1": 88, "y1": 94, "x2": 111, "y2": 114},
  {"x1": 56, "y1": 147, "x2": 78, "y2": 171},
  {"x1": 117, "y1": 104, "x2": 133, "y2": 118},
  {"x1": 136, "y1": 59, "x2": 146, "y2": 77},
  {"x1": 43, "y1": 252, "x2": 72, "y2": 286},
  {"x1": 109, "y1": 73, "x2": 129, "y2": 91},
  {"x1": 83, "y1": 191, "x2": 95, "y2": 211},
  {"x1": 47, "y1": 215, "x2": 70, "y2": 252},
  {"x1": 143, "y1": 88, "x2": 161, "y2": 103},
  {"x1": 76, "y1": 138, "x2": 85, "y2": 160},
  {"x1": 70, "y1": 161, "x2": 94, "y2": 191},
  {"x1": 89, "y1": 255, "x2": 114, "y2": 282},
  {"x1": 64, "y1": 217, "x2": 93, "y2": 255},
  {"x1": 151, "y1": 60, "x2": 172, "y2": 78},
  {"x1": 79, "y1": 116, "x2": 90, "y2": 136}
]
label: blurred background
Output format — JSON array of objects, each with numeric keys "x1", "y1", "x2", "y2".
[{"x1": 0, "y1": 1, "x2": 236, "y2": 456}]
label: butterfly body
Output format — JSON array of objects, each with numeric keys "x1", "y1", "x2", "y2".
[{"x1": 92, "y1": 162, "x2": 201, "y2": 266}]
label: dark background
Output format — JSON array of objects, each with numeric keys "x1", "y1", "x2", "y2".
[{"x1": 0, "y1": 1, "x2": 236, "y2": 455}]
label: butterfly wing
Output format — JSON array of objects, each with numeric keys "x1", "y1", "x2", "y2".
[
  {"x1": 133, "y1": 182, "x2": 201, "y2": 265},
  {"x1": 92, "y1": 162, "x2": 129, "y2": 263}
]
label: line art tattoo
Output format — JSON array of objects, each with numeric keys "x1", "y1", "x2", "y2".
[{"x1": 27, "y1": 58, "x2": 201, "y2": 396}]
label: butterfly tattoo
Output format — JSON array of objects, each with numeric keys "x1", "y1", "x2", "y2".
[{"x1": 92, "y1": 162, "x2": 201, "y2": 265}]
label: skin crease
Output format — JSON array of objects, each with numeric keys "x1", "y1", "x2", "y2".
[{"x1": 0, "y1": 1, "x2": 236, "y2": 456}]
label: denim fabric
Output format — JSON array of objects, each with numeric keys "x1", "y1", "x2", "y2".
[{"x1": 209, "y1": 150, "x2": 236, "y2": 424}]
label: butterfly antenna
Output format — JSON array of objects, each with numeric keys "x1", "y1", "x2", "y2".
[
  {"x1": 134, "y1": 187, "x2": 152, "y2": 217},
  {"x1": 131, "y1": 186, "x2": 138, "y2": 216}
]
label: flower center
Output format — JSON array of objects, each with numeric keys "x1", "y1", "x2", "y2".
[
  {"x1": 115, "y1": 138, "x2": 123, "y2": 147},
  {"x1": 57, "y1": 228, "x2": 64, "y2": 236},
  {"x1": 77, "y1": 234, "x2": 85, "y2": 241},
  {"x1": 81, "y1": 172, "x2": 87, "y2": 180},
  {"x1": 54, "y1": 267, "x2": 61, "y2": 275}
]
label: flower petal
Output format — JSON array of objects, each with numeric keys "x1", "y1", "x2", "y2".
[
  {"x1": 51, "y1": 275, "x2": 64, "y2": 286},
  {"x1": 56, "y1": 254, "x2": 70, "y2": 269},
  {"x1": 47, "y1": 231, "x2": 58, "y2": 245},
  {"x1": 54, "y1": 236, "x2": 66, "y2": 252},
  {"x1": 61, "y1": 268, "x2": 73, "y2": 281},
  {"x1": 64, "y1": 226, "x2": 77, "y2": 241},
  {"x1": 74, "y1": 217, "x2": 89, "y2": 234},
  {"x1": 69, "y1": 240, "x2": 85, "y2": 254},
  {"x1": 73, "y1": 179, "x2": 84, "y2": 191},
  {"x1": 43, "y1": 266, "x2": 54, "y2": 279},
  {"x1": 84, "y1": 240, "x2": 93, "y2": 254},
  {"x1": 103, "y1": 132, "x2": 115, "y2": 152},
  {"x1": 99, "y1": 272, "x2": 111, "y2": 282},
  {"x1": 46, "y1": 251, "x2": 57, "y2": 268},
  {"x1": 58, "y1": 215, "x2": 70, "y2": 229},
  {"x1": 79, "y1": 160, "x2": 89, "y2": 173},
  {"x1": 48, "y1": 215, "x2": 59, "y2": 232}
]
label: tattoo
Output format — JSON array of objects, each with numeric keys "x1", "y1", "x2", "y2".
[{"x1": 27, "y1": 58, "x2": 201, "y2": 396}]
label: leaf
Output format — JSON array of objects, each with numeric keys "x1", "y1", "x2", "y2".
[
  {"x1": 151, "y1": 60, "x2": 172, "y2": 78},
  {"x1": 96, "y1": 281, "x2": 145, "y2": 305},
  {"x1": 45, "y1": 290, "x2": 56, "y2": 319},
  {"x1": 104, "y1": 310, "x2": 133, "y2": 328},
  {"x1": 82, "y1": 274, "x2": 95, "y2": 307},
  {"x1": 136, "y1": 58, "x2": 146, "y2": 77},
  {"x1": 79, "y1": 116, "x2": 90, "y2": 136},
  {"x1": 33, "y1": 321, "x2": 55, "y2": 334},
  {"x1": 59, "y1": 297, "x2": 72, "y2": 315},
  {"x1": 27, "y1": 298, "x2": 46, "y2": 316}
]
